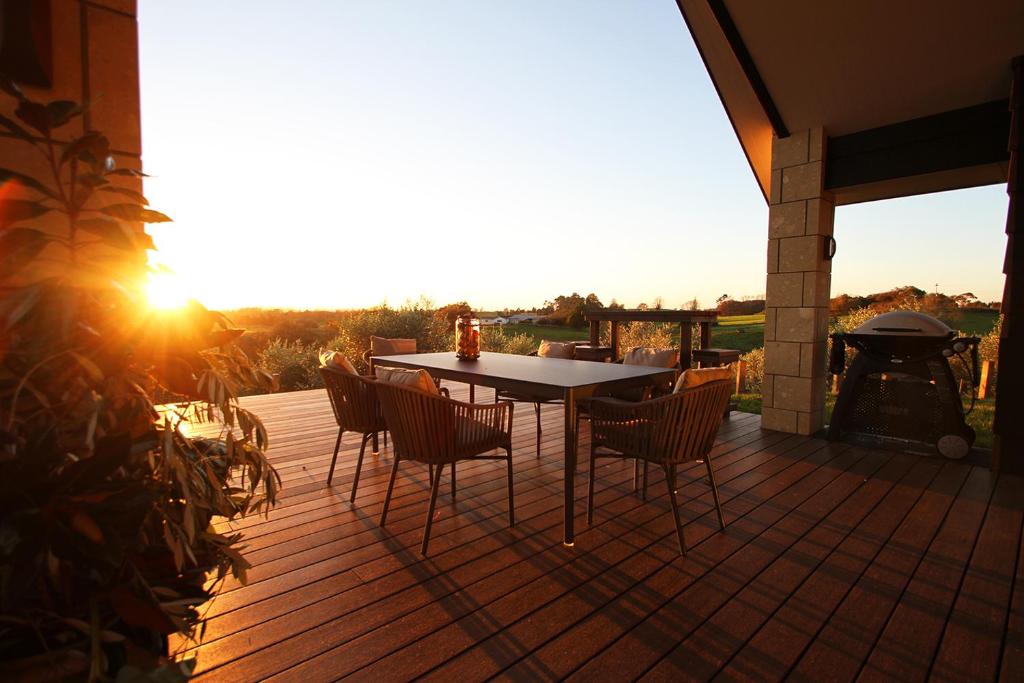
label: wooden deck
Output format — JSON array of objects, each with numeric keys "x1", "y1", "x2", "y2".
[{"x1": 178, "y1": 382, "x2": 1024, "y2": 682}]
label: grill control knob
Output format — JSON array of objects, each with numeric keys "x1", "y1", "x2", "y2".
[
  {"x1": 941, "y1": 348, "x2": 953, "y2": 357},
  {"x1": 953, "y1": 341, "x2": 967, "y2": 353}
]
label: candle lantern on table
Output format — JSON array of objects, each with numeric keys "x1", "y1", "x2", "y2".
[{"x1": 455, "y1": 316, "x2": 481, "y2": 360}]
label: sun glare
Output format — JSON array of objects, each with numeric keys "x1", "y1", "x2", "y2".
[{"x1": 146, "y1": 271, "x2": 190, "y2": 310}]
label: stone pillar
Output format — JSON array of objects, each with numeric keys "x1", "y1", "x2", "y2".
[{"x1": 762, "y1": 128, "x2": 834, "y2": 435}]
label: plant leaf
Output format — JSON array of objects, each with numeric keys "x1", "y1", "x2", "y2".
[
  {"x1": 3, "y1": 282, "x2": 43, "y2": 329},
  {"x1": 0, "y1": 228, "x2": 52, "y2": 279},
  {"x1": 109, "y1": 168, "x2": 151, "y2": 178},
  {"x1": 0, "y1": 113, "x2": 37, "y2": 144},
  {"x1": 98, "y1": 203, "x2": 171, "y2": 223},
  {"x1": 68, "y1": 351, "x2": 105, "y2": 382},
  {"x1": 0, "y1": 167, "x2": 58, "y2": 198},
  {"x1": 60, "y1": 131, "x2": 108, "y2": 165},
  {"x1": 0, "y1": 198, "x2": 52, "y2": 228},
  {"x1": 78, "y1": 172, "x2": 108, "y2": 188},
  {"x1": 76, "y1": 217, "x2": 137, "y2": 251},
  {"x1": 97, "y1": 185, "x2": 149, "y2": 205},
  {"x1": 135, "y1": 231, "x2": 156, "y2": 250},
  {"x1": 14, "y1": 100, "x2": 52, "y2": 134},
  {"x1": 46, "y1": 100, "x2": 85, "y2": 129}
]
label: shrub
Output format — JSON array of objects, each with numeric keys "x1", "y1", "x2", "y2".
[
  {"x1": 740, "y1": 347, "x2": 765, "y2": 393},
  {"x1": 323, "y1": 303, "x2": 449, "y2": 373},
  {"x1": 256, "y1": 339, "x2": 322, "y2": 390},
  {"x1": 604, "y1": 321, "x2": 675, "y2": 352},
  {"x1": 481, "y1": 326, "x2": 536, "y2": 355},
  {"x1": 978, "y1": 314, "x2": 1002, "y2": 364}
]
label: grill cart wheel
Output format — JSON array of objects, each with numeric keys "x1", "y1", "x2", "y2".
[{"x1": 936, "y1": 433, "x2": 971, "y2": 459}]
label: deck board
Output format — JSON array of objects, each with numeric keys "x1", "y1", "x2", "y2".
[{"x1": 174, "y1": 384, "x2": 1021, "y2": 681}]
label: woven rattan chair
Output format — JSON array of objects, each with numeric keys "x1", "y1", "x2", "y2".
[
  {"x1": 586, "y1": 379, "x2": 733, "y2": 555},
  {"x1": 319, "y1": 367, "x2": 387, "y2": 502},
  {"x1": 375, "y1": 381, "x2": 516, "y2": 556}
]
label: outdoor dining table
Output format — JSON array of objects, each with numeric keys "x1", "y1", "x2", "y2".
[{"x1": 371, "y1": 351, "x2": 677, "y2": 546}]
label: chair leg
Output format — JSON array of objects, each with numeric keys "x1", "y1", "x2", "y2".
[
  {"x1": 535, "y1": 403, "x2": 541, "y2": 458},
  {"x1": 587, "y1": 444, "x2": 598, "y2": 525},
  {"x1": 421, "y1": 463, "x2": 443, "y2": 556},
  {"x1": 372, "y1": 431, "x2": 379, "y2": 454},
  {"x1": 705, "y1": 454, "x2": 727, "y2": 530},
  {"x1": 379, "y1": 456, "x2": 401, "y2": 527},
  {"x1": 384, "y1": 430, "x2": 388, "y2": 449},
  {"x1": 642, "y1": 461, "x2": 649, "y2": 501},
  {"x1": 506, "y1": 447, "x2": 515, "y2": 527},
  {"x1": 663, "y1": 463, "x2": 686, "y2": 556},
  {"x1": 633, "y1": 459, "x2": 640, "y2": 493},
  {"x1": 350, "y1": 433, "x2": 370, "y2": 503},
  {"x1": 327, "y1": 428, "x2": 344, "y2": 485},
  {"x1": 451, "y1": 462, "x2": 457, "y2": 501}
]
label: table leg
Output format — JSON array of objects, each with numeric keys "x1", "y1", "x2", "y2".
[
  {"x1": 563, "y1": 387, "x2": 577, "y2": 547},
  {"x1": 469, "y1": 384, "x2": 475, "y2": 403},
  {"x1": 680, "y1": 322, "x2": 693, "y2": 369}
]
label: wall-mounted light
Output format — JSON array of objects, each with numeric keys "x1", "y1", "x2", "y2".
[{"x1": 823, "y1": 235, "x2": 837, "y2": 260}]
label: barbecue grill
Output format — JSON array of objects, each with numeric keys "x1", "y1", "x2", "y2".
[{"x1": 827, "y1": 311, "x2": 980, "y2": 459}]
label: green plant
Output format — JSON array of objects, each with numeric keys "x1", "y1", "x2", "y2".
[
  {"x1": 603, "y1": 321, "x2": 675, "y2": 351},
  {"x1": 480, "y1": 326, "x2": 536, "y2": 355},
  {"x1": 255, "y1": 338, "x2": 322, "y2": 391},
  {"x1": 323, "y1": 302, "x2": 449, "y2": 373},
  {"x1": 0, "y1": 81, "x2": 279, "y2": 679},
  {"x1": 739, "y1": 347, "x2": 764, "y2": 393}
]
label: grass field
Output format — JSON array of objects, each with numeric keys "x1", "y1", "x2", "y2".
[{"x1": 954, "y1": 308, "x2": 999, "y2": 336}]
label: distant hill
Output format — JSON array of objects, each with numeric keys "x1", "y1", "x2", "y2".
[{"x1": 829, "y1": 286, "x2": 999, "y2": 315}]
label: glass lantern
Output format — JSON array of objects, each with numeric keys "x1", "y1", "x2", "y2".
[{"x1": 455, "y1": 316, "x2": 481, "y2": 360}]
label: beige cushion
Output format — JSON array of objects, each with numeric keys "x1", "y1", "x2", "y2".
[
  {"x1": 623, "y1": 347, "x2": 678, "y2": 368},
  {"x1": 376, "y1": 366, "x2": 439, "y2": 395},
  {"x1": 319, "y1": 351, "x2": 357, "y2": 374},
  {"x1": 370, "y1": 336, "x2": 417, "y2": 356},
  {"x1": 538, "y1": 340, "x2": 576, "y2": 359},
  {"x1": 673, "y1": 366, "x2": 734, "y2": 393}
]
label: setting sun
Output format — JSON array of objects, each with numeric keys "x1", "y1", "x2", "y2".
[{"x1": 145, "y1": 270, "x2": 190, "y2": 310}]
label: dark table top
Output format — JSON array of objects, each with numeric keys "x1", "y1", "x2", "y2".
[{"x1": 372, "y1": 352, "x2": 675, "y2": 390}]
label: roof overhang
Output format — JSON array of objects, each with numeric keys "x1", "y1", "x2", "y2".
[{"x1": 677, "y1": 0, "x2": 1024, "y2": 205}]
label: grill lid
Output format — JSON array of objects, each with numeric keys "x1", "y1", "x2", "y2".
[{"x1": 852, "y1": 311, "x2": 952, "y2": 337}]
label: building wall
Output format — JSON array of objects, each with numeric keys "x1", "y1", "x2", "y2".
[{"x1": 1, "y1": 0, "x2": 143, "y2": 279}]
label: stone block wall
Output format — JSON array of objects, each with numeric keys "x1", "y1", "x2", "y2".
[{"x1": 762, "y1": 128, "x2": 835, "y2": 435}]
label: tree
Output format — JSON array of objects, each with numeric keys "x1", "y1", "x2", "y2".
[{"x1": 435, "y1": 301, "x2": 473, "y2": 330}]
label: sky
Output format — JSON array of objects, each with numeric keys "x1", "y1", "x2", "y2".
[{"x1": 137, "y1": 1, "x2": 1008, "y2": 311}]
